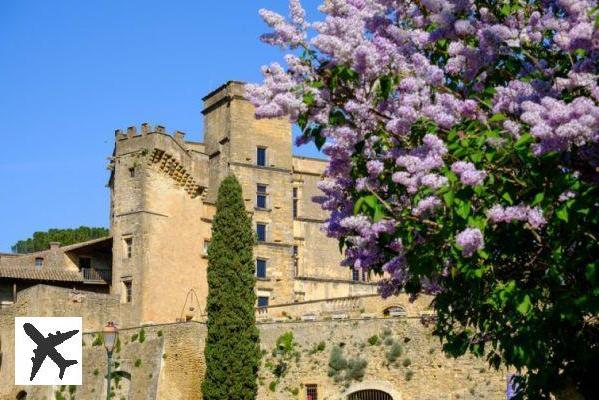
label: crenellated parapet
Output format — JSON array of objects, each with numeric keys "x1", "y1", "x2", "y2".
[
  {"x1": 109, "y1": 122, "x2": 209, "y2": 199},
  {"x1": 114, "y1": 123, "x2": 189, "y2": 150}
]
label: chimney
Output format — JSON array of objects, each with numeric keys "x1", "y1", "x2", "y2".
[{"x1": 49, "y1": 242, "x2": 61, "y2": 250}]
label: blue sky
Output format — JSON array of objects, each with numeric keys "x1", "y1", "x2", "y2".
[{"x1": 0, "y1": 0, "x2": 323, "y2": 252}]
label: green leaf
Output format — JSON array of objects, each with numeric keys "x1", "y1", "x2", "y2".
[
  {"x1": 514, "y1": 133, "x2": 534, "y2": 150},
  {"x1": 489, "y1": 113, "x2": 506, "y2": 122},
  {"x1": 502, "y1": 192, "x2": 514, "y2": 205},
  {"x1": 443, "y1": 191, "x2": 455, "y2": 207},
  {"x1": 516, "y1": 295, "x2": 532, "y2": 315},
  {"x1": 556, "y1": 206, "x2": 569, "y2": 222},
  {"x1": 531, "y1": 193, "x2": 544, "y2": 206}
]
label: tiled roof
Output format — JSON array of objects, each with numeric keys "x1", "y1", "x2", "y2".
[{"x1": 0, "y1": 267, "x2": 84, "y2": 282}]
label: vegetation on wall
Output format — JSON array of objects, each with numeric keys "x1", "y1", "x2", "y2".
[
  {"x1": 11, "y1": 226, "x2": 109, "y2": 253},
  {"x1": 202, "y1": 175, "x2": 260, "y2": 400}
]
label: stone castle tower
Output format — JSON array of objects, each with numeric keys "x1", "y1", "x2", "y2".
[{"x1": 108, "y1": 81, "x2": 377, "y2": 326}]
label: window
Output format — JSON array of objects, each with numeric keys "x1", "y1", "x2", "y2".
[
  {"x1": 129, "y1": 167, "x2": 135, "y2": 177},
  {"x1": 257, "y1": 147, "x2": 267, "y2": 166},
  {"x1": 293, "y1": 188, "x2": 299, "y2": 218},
  {"x1": 123, "y1": 281, "x2": 132, "y2": 303},
  {"x1": 352, "y1": 268, "x2": 360, "y2": 281},
  {"x1": 124, "y1": 237, "x2": 133, "y2": 258},
  {"x1": 256, "y1": 184, "x2": 267, "y2": 209},
  {"x1": 203, "y1": 239, "x2": 210, "y2": 256},
  {"x1": 293, "y1": 245, "x2": 299, "y2": 277},
  {"x1": 257, "y1": 296, "x2": 269, "y2": 307},
  {"x1": 306, "y1": 384, "x2": 318, "y2": 400},
  {"x1": 79, "y1": 257, "x2": 91, "y2": 270},
  {"x1": 256, "y1": 223, "x2": 267, "y2": 242},
  {"x1": 256, "y1": 259, "x2": 267, "y2": 278},
  {"x1": 34, "y1": 258, "x2": 43, "y2": 269}
]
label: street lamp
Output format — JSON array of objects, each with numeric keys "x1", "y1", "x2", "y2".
[{"x1": 102, "y1": 321, "x2": 118, "y2": 400}]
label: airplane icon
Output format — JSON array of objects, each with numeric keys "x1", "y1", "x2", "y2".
[{"x1": 23, "y1": 322, "x2": 79, "y2": 381}]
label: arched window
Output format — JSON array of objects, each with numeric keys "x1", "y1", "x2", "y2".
[
  {"x1": 383, "y1": 306, "x2": 406, "y2": 317},
  {"x1": 348, "y1": 389, "x2": 393, "y2": 400},
  {"x1": 16, "y1": 391, "x2": 27, "y2": 400}
]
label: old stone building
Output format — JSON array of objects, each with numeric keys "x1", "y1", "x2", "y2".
[{"x1": 0, "y1": 82, "x2": 508, "y2": 399}]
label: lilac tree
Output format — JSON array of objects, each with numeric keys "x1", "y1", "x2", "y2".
[{"x1": 247, "y1": 0, "x2": 599, "y2": 397}]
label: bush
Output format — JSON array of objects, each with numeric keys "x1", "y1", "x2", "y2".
[
  {"x1": 328, "y1": 345, "x2": 347, "y2": 373},
  {"x1": 367, "y1": 335, "x2": 380, "y2": 346},
  {"x1": 134, "y1": 359, "x2": 142, "y2": 368},
  {"x1": 138, "y1": 328, "x2": 146, "y2": 343},
  {"x1": 131, "y1": 333, "x2": 138, "y2": 342},
  {"x1": 269, "y1": 381, "x2": 277, "y2": 392},
  {"x1": 346, "y1": 357, "x2": 367, "y2": 381},
  {"x1": 157, "y1": 330, "x2": 163, "y2": 337},
  {"x1": 386, "y1": 343, "x2": 403, "y2": 363},
  {"x1": 405, "y1": 370, "x2": 414, "y2": 381},
  {"x1": 91, "y1": 334, "x2": 103, "y2": 347},
  {"x1": 402, "y1": 358, "x2": 412, "y2": 367},
  {"x1": 384, "y1": 337, "x2": 394, "y2": 346},
  {"x1": 309, "y1": 341, "x2": 326, "y2": 354}
]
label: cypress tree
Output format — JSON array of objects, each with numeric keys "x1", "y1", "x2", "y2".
[{"x1": 202, "y1": 175, "x2": 260, "y2": 400}]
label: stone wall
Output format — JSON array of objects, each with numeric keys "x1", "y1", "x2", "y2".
[
  {"x1": 0, "y1": 286, "x2": 507, "y2": 400},
  {"x1": 0, "y1": 319, "x2": 506, "y2": 400}
]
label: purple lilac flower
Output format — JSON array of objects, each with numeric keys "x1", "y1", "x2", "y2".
[{"x1": 456, "y1": 228, "x2": 485, "y2": 257}]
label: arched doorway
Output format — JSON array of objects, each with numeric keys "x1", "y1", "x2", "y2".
[
  {"x1": 348, "y1": 389, "x2": 393, "y2": 400},
  {"x1": 344, "y1": 381, "x2": 400, "y2": 400}
]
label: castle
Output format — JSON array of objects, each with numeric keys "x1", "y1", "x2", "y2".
[{"x1": 0, "y1": 82, "x2": 507, "y2": 400}]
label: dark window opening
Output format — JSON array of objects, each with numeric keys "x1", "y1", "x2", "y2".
[
  {"x1": 256, "y1": 224, "x2": 267, "y2": 242},
  {"x1": 257, "y1": 147, "x2": 267, "y2": 166},
  {"x1": 124, "y1": 237, "x2": 133, "y2": 258},
  {"x1": 34, "y1": 258, "x2": 43, "y2": 269},
  {"x1": 256, "y1": 259, "x2": 267, "y2": 278},
  {"x1": 306, "y1": 384, "x2": 318, "y2": 400},
  {"x1": 124, "y1": 281, "x2": 132, "y2": 303},
  {"x1": 129, "y1": 167, "x2": 135, "y2": 177},
  {"x1": 293, "y1": 245, "x2": 299, "y2": 277},
  {"x1": 292, "y1": 187, "x2": 299, "y2": 218},
  {"x1": 78, "y1": 257, "x2": 91, "y2": 271},
  {"x1": 257, "y1": 184, "x2": 267, "y2": 209},
  {"x1": 257, "y1": 296, "x2": 269, "y2": 307},
  {"x1": 352, "y1": 268, "x2": 360, "y2": 281}
]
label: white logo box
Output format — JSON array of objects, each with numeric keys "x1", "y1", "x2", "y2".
[{"x1": 14, "y1": 317, "x2": 82, "y2": 385}]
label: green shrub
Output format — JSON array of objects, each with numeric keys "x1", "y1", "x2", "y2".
[
  {"x1": 131, "y1": 333, "x2": 139, "y2": 342},
  {"x1": 269, "y1": 381, "x2": 277, "y2": 392},
  {"x1": 273, "y1": 361, "x2": 288, "y2": 378},
  {"x1": 346, "y1": 357, "x2": 367, "y2": 381},
  {"x1": 384, "y1": 337, "x2": 394, "y2": 346},
  {"x1": 275, "y1": 332, "x2": 295, "y2": 356},
  {"x1": 310, "y1": 341, "x2": 326, "y2": 354},
  {"x1": 402, "y1": 357, "x2": 412, "y2": 367},
  {"x1": 367, "y1": 335, "x2": 380, "y2": 346},
  {"x1": 93, "y1": 369, "x2": 99, "y2": 376},
  {"x1": 157, "y1": 330, "x2": 163, "y2": 337},
  {"x1": 91, "y1": 334, "x2": 103, "y2": 346},
  {"x1": 134, "y1": 358, "x2": 142, "y2": 367},
  {"x1": 381, "y1": 328, "x2": 392, "y2": 337},
  {"x1": 139, "y1": 328, "x2": 146, "y2": 343},
  {"x1": 328, "y1": 345, "x2": 347, "y2": 373},
  {"x1": 405, "y1": 370, "x2": 414, "y2": 381},
  {"x1": 386, "y1": 343, "x2": 403, "y2": 363}
]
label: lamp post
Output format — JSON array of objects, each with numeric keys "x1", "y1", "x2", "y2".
[{"x1": 102, "y1": 321, "x2": 118, "y2": 400}]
